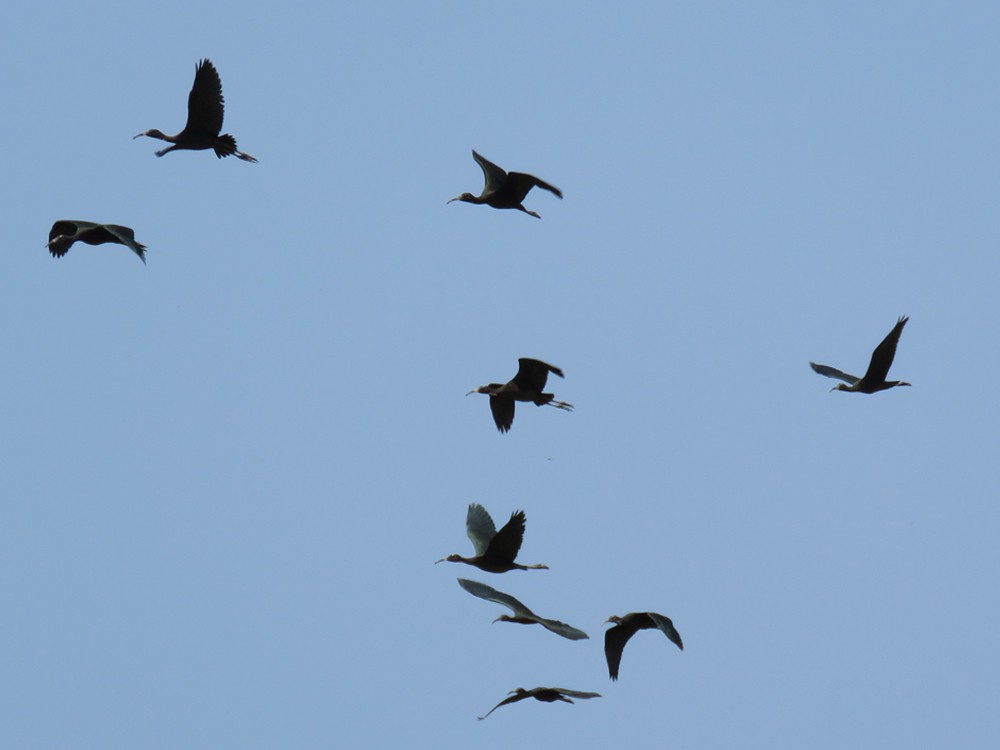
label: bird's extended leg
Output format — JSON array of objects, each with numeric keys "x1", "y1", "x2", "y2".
[
  {"x1": 546, "y1": 400, "x2": 574, "y2": 412},
  {"x1": 517, "y1": 205, "x2": 542, "y2": 219}
]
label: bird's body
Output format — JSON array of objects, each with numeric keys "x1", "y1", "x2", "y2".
[
  {"x1": 477, "y1": 687, "x2": 600, "y2": 720},
  {"x1": 135, "y1": 59, "x2": 257, "y2": 162},
  {"x1": 467, "y1": 358, "x2": 573, "y2": 433},
  {"x1": 436, "y1": 503, "x2": 548, "y2": 573},
  {"x1": 46, "y1": 220, "x2": 147, "y2": 263},
  {"x1": 449, "y1": 150, "x2": 561, "y2": 218},
  {"x1": 604, "y1": 611, "x2": 683, "y2": 681},
  {"x1": 810, "y1": 316, "x2": 910, "y2": 393},
  {"x1": 457, "y1": 578, "x2": 588, "y2": 640}
]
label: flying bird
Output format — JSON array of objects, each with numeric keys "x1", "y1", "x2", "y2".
[
  {"x1": 457, "y1": 578, "x2": 588, "y2": 640},
  {"x1": 810, "y1": 316, "x2": 911, "y2": 393},
  {"x1": 436, "y1": 503, "x2": 548, "y2": 573},
  {"x1": 449, "y1": 150, "x2": 561, "y2": 218},
  {"x1": 478, "y1": 687, "x2": 600, "y2": 720},
  {"x1": 135, "y1": 59, "x2": 257, "y2": 162},
  {"x1": 467, "y1": 358, "x2": 573, "y2": 433},
  {"x1": 604, "y1": 612, "x2": 683, "y2": 681},
  {"x1": 46, "y1": 220, "x2": 147, "y2": 263}
]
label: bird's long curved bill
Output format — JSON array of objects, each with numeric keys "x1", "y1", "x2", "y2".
[
  {"x1": 132, "y1": 132, "x2": 145, "y2": 139},
  {"x1": 434, "y1": 557, "x2": 447, "y2": 564},
  {"x1": 447, "y1": 196, "x2": 461, "y2": 204}
]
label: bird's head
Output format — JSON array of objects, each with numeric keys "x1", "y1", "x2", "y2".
[
  {"x1": 831, "y1": 384, "x2": 849, "y2": 392},
  {"x1": 133, "y1": 129, "x2": 165, "y2": 140},
  {"x1": 603, "y1": 615, "x2": 623, "y2": 627},
  {"x1": 509, "y1": 688, "x2": 528, "y2": 696},
  {"x1": 448, "y1": 193, "x2": 475, "y2": 205},
  {"x1": 434, "y1": 554, "x2": 462, "y2": 564},
  {"x1": 492, "y1": 615, "x2": 515, "y2": 625},
  {"x1": 466, "y1": 383, "x2": 501, "y2": 397},
  {"x1": 897, "y1": 381, "x2": 912, "y2": 387}
]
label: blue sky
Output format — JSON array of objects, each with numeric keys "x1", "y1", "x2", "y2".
[{"x1": 3, "y1": 2, "x2": 999, "y2": 748}]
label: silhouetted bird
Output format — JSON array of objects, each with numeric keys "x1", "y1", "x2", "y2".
[
  {"x1": 135, "y1": 59, "x2": 257, "y2": 162},
  {"x1": 478, "y1": 687, "x2": 600, "y2": 720},
  {"x1": 467, "y1": 358, "x2": 573, "y2": 433},
  {"x1": 604, "y1": 612, "x2": 683, "y2": 681},
  {"x1": 46, "y1": 220, "x2": 147, "y2": 264},
  {"x1": 449, "y1": 150, "x2": 561, "y2": 218},
  {"x1": 810, "y1": 316, "x2": 911, "y2": 393},
  {"x1": 436, "y1": 503, "x2": 548, "y2": 573},
  {"x1": 457, "y1": 578, "x2": 588, "y2": 640}
]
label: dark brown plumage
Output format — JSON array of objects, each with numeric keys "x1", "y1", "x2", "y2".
[
  {"x1": 604, "y1": 612, "x2": 683, "y2": 681},
  {"x1": 810, "y1": 316, "x2": 911, "y2": 393},
  {"x1": 134, "y1": 59, "x2": 257, "y2": 162},
  {"x1": 436, "y1": 503, "x2": 548, "y2": 574},
  {"x1": 467, "y1": 358, "x2": 573, "y2": 433},
  {"x1": 477, "y1": 687, "x2": 601, "y2": 720},
  {"x1": 46, "y1": 220, "x2": 147, "y2": 264},
  {"x1": 449, "y1": 150, "x2": 561, "y2": 218}
]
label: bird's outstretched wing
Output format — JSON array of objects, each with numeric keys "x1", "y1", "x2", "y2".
[
  {"x1": 471, "y1": 150, "x2": 507, "y2": 195},
  {"x1": 551, "y1": 688, "x2": 601, "y2": 700},
  {"x1": 186, "y1": 59, "x2": 225, "y2": 137},
  {"x1": 457, "y1": 578, "x2": 532, "y2": 617},
  {"x1": 489, "y1": 395, "x2": 515, "y2": 433},
  {"x1": 809, "y1": 362, "x2": 859, "y2": 385},
  {"x1": 536, "y1": 616, "x2": 589, "y2": 641},
  {"x1": 477, "y1": 691, "x2": 529, "y2": 720},
  {"x1": 647, "y1": 612, "x2": 684, "y2": 650},
  {"x1": 465, "y1": 503, "x2": 497, "y2": 556},
  {"x1": 506, "y1": 172, "x2": 563, "y2": 202},
  {"x1": 486, "y1": 511, "x2": 526, "y2": 563},
  {"x1": 862, "y1": 316, "x2": 908, "y2": 384},
  {"x1": 102, "y1": 224, "x2": 148, "y2": 263},
  {"x1": 513, "y1": 358, "x2": 564, "y2": 392},
  {"x1": 604, "y1": 623, "x2": 635, "y2": 681}
]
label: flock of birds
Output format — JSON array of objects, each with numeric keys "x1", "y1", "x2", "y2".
[
  {"x1": 437, "y1": 503, "x2": 684, "y2": 719},
  {"x1": 46, "y1": 56, "x2": 914, "y2": 722}
]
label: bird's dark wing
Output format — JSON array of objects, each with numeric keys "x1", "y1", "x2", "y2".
[
  {"x1": 49, "y1": 220, "x2": 88, "y2": 242},
  {"x1": 809, "y1": 362, "x2": 859, "y2": 385},
  {"x1": 551, "y1": 688, "x2": 601, "y2": 700},
  {"x1": 536, "y1": 617, "x2": 590, "y2": 641},
  {"x1": 186, "y1": 59, "x2": 225, "y2": 137},
  {"x1": 465, "y1": 503, "x2": 497, "y2": 556},
  {"x1": 103, "y1": 225, "x2": 148, "y2": 263},
  {"x1": 457, "y1": 578, "x2": 533, "y2": 617},
  {"x1": 506, "y1": 172, "x2": 563, "y2": 202},
  {"x1": 862, "y1": 316, "x2": 908, "y2": 384},
  {"x1": 47, "y1": 220, "x2": 85, "y2": 257},
  {"x1": 486, "y1": 511, "x2": 526, "y2": 563},
  {"x1": 604, "y1": 622, "x2": 637, "y2": 681},
  {"x1": 472, "y1": 150, "x2": 507, "y2": 194},
  {"x1": 513, "y1": 358, "x2": 564, "y2": 392},
  {"x1": 489, "y1": 395, "x2": 515, "y2": 433},
  {"x1": 647, "y1": 612, "x2": 684, "y2": 650},
  {"x1": 477, "y1": 692, "x2": 528, "y2": 720}
]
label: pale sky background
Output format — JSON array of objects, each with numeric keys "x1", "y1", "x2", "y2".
[{"x1": 3, "y1": 2, "x2": 999, "y2": 748}]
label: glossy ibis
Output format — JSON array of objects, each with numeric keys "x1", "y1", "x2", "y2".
[
  {"x1": 478, "y1": 687, "x2": 601, "y2": 720},
  {"x1": 135, "y1": 59, "x2": 257, "y2": 162},
  {"x1": 436, "y1": 503, "x2": 548, "y2": 573},
  {"x1": 604, "y1": 612, "x2": 683, "y2": 681},
  {"x1": 449, "y1": 150, "x2": 561, "y2": 218},
  {"x1": 457, "y1": 578, "x2": 588, "y2": 640},
  {"x1": 46, "y1": 220, "x2": 147, "y2": 264},
  {"x1": 810, "y1": 316, "x2": 911, "y2": 393},
  {"x1": 467, "y1": 358, "x2": 573, "y2": 433}
]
